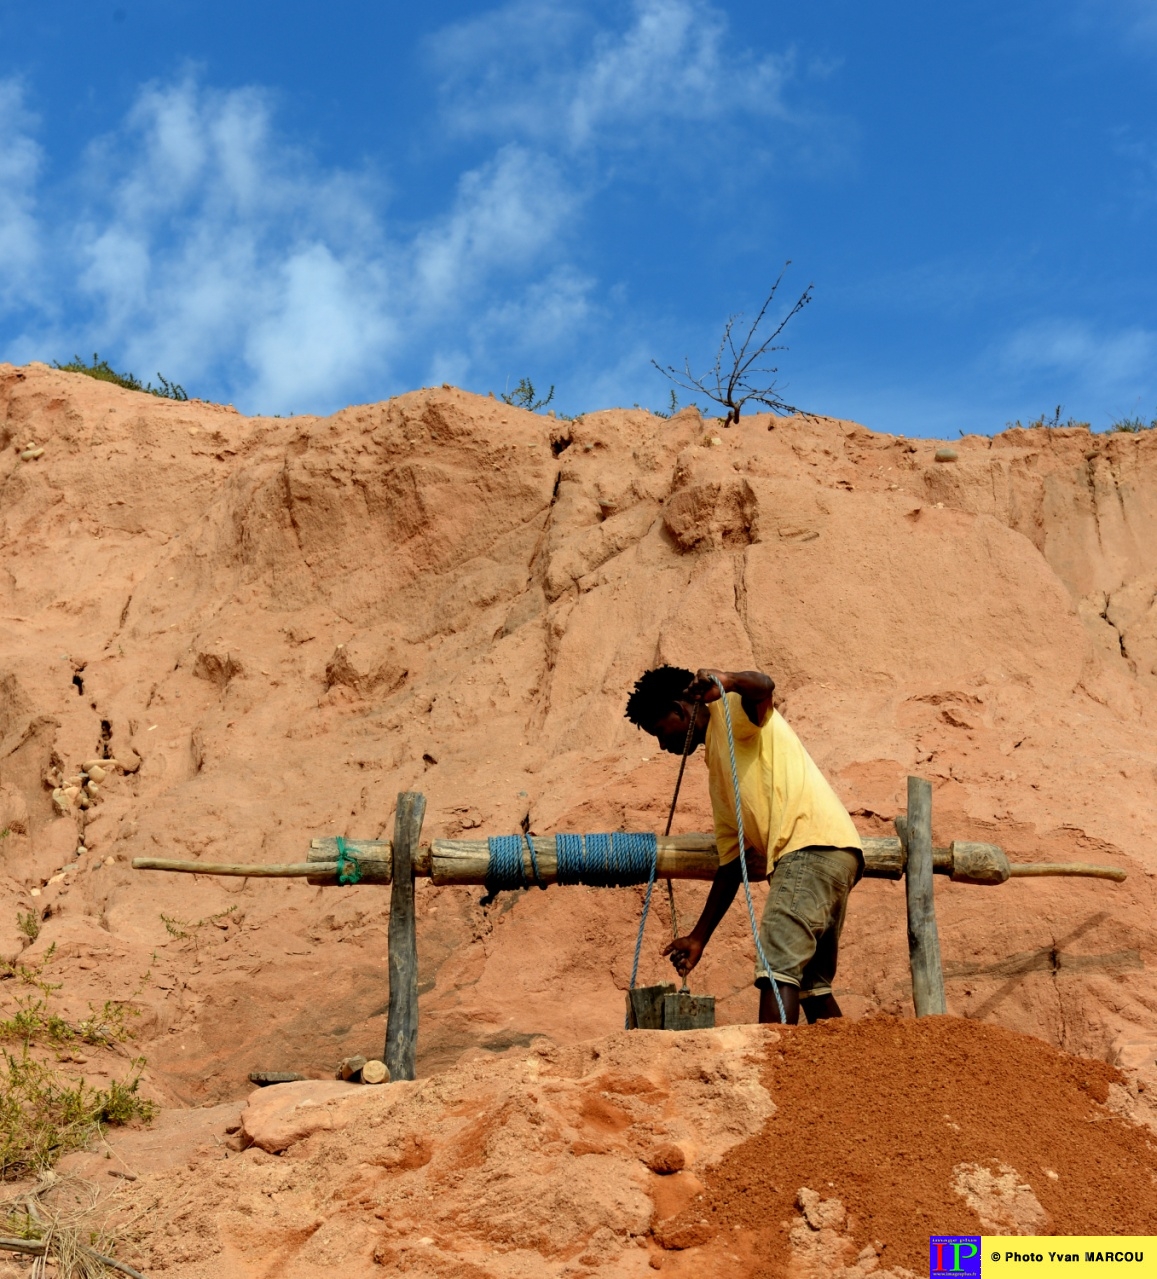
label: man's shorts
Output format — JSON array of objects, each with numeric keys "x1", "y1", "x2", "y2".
[{"x1": 753, "y1": 845, "x2": 861, "y2": 998}]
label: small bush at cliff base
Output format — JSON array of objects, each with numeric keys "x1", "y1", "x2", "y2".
[
  {"x1": 0, "y1": 1049, "x2": 156, "y2": 1179},
  {"x1": 53, "y1": 353, "x2": 188, "y2": 401}
]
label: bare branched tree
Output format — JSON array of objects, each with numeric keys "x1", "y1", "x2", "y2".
[{"x1": 652, "y1": 263, "x2": 813, "y2": 426}]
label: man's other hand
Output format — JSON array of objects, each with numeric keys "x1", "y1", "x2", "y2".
[{"x1": 662, "y1": 933, "x2": 705, "y2": 978}]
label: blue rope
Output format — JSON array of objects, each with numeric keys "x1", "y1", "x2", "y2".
[
  {"x1": 334, "y1": 835, "x2": 362, "y2": 886},
  {"x1": 711, "y1": 676, "x2": 787, "y2": 1023},
  {"x1": 484, "y1": 832, "x2": 549, "y2": 899},
  {"x1": 487, "y1": 831, "x2": 658, "y2": 892}
]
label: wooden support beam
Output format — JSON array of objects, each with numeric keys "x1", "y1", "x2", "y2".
[
  {"x1": 385, "y1": 792, "x2": 424, "y2": 1083},
  {"x1": 900, "y1": 776, "x2": 947, "y2": 1017}
]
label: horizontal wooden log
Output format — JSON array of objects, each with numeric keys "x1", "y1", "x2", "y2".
[
  {"x1": 430, "y1": 834, "x2": 718, "y2": 885},
  {"x1": 134, "y1": 858, "x2": 335, "y2": 877},
  {"x1": 135, "y1": 836, "x2": 1126, "y2": 886}
]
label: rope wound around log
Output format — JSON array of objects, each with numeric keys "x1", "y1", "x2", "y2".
[
  {"x1": 334, "y1": 835, "x2": 363, "y2": 886},
  {"x1": 482, "y1": 831, "x2": 658, "y2": 901}
]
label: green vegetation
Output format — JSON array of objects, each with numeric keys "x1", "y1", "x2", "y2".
[
  {"x1": 0, "y1": 949, "x2": 155, "y2": 1180},
  {"x1": 0, "y1": 1049, "x2": 154, "y2": 1179},
  {"x1": 500, "y1": 377, "x2": 555, "y2": 412},
  {"x1": 52, "y1": 353, "x2": 188, "y2": 401},
  {"x1": 16, "y1": 910, "x2": 39, "y2": 943},
  {"x1": 160, "y1": 904, "x2": 236, "y2": 961},
  {"x1": 1005, "y1": 405, "x2": 1091, "y2": 430},
  {"x1": 1109, "y1": 409, "x2": 1156, "y2": 433}
]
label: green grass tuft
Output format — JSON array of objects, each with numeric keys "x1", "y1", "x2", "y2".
[
  {"x1": 52, "y1": 353, "x2": 188, "y2": 401},
  {"x1": 0, "y1": 1048, "x2": 156, "y2": 1179}
]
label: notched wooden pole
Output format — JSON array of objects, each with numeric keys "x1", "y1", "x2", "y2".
[
  {"x1": 385, "y1": 792, "x2": 425, "y2": 1082},
  {"x1": 900, "y1": 775, "x2": 947, "y2": 1017}
]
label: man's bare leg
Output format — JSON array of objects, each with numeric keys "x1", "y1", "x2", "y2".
[
  {"x1": 758, "y1": 981, "x2": 800, "y2": 1025},
  {"x1": 801, "y1": 993, "x2": 842, "y2": 1023}
]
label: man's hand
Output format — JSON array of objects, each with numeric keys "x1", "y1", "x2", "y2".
[
  {"x1": 662, "y1": 933, "x2": 705, "y2": 979},
  {"x1": 685, "y1": 668, "x2": 775, "y2": 728},
  {"x1": 683, "y1": 668, "x2": 730, "y2": 703}
]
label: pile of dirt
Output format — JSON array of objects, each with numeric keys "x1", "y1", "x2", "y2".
[
  {"x1": 667, "y1": 1015, "x2": 1157, "y2": 1276},
  {"x1": 26, "y1": 1015, "x2": 1157, "y2": 1279}
]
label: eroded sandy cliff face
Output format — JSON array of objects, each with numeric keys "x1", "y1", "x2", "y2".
[{"x1": 1, "y1": 362, "x2": 1155, "y2": 1106}]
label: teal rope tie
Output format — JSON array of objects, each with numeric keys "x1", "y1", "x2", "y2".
[
  {"x1": 334, "y1": 835, "x2": 363, "y2": 886},
  {"x1": 711, "y1": 676, "x2": 787, "y2": 1023}
]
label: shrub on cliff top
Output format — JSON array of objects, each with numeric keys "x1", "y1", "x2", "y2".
[
  {"x1": 52, "y1": 353, "x2": 188, "y2": 401},
  {"x1": 652, "y1": 262, "x2": 813, "y2": 427},
  {"x1": 1109, "y1": 410, "x2": 1156, "y2": 433}
]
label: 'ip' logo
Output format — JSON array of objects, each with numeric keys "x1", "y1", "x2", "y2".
[{"x1": 930, "y1": 1236, "x2": 982, "y2": 1277}]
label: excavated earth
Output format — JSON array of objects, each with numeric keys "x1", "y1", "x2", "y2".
[{"x1": 1, "y1": 362, "x2": 1157, "y2": 1275}]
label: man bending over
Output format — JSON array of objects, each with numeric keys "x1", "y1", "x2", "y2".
[{"x1": 625, "y1": 666, "x2": 862, "y2": 1025}]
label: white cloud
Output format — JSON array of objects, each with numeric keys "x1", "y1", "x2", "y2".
[
  {"x1": 0, "y1": 2, "x2": 813, "y2": 414},
  {"x1": 999, "y1": 320, "x2": 1157, "y2": 394},
  {"x1": 1, "y1": 76, "x2": 583, "y2": 412},
  {"x1": 0, "y1": 82, "x2": 43, "y2": 309},
  {"x1": 432, "y1": 0, "x2": 794, "y2": 150}
]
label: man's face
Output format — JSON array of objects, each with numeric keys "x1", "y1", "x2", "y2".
[{"x1": 648, "y1": 700, "x2": 704, "y2": 754}]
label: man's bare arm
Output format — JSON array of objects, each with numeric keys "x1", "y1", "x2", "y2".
[
  {"x1": 686, "y1": 668, "x2": 775, "y2": 728},
  {"x1": 662, "y1": 850, "x2": 768, "y2": 978}
]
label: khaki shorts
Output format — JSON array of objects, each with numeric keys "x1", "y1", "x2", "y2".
[{"x1": 753, "y1": 846, "x2": 861, "y2": 998}]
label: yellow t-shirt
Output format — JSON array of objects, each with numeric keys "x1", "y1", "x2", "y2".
[{"x1": 706, "y1": 693, "x2": 862, "y2": 869}]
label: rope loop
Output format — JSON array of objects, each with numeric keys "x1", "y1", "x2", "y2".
[{"x1": 334, "y1": 835, "x2": 363, "y2": 886}]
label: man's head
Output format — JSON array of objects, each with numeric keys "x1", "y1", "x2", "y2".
[{"x1": 624, "y1": 665, "x2": 708, "y2": 754}]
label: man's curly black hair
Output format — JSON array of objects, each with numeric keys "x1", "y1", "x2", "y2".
[{"x1": 624, "y1": 665, "x2": 694, "y2": 730}]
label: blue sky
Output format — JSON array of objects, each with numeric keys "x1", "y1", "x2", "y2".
[{"x1": 1, "y1": 1, "x2": 1155, "y2": 435}]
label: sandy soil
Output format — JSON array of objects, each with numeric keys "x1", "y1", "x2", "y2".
[{"x1": 2, "y1": 362, "x2": 1156, "y2": 1272}]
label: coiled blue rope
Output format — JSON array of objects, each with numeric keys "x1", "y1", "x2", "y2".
[
  {"x1": 711, "y1": 675, "x2": 787, "y2": 1023},
  {"x1": 485, "y1": 832, "x2": 658, "y2": 893},
  {"x1": 484, "y1": 831, "x2": 548, "y2": 899}
]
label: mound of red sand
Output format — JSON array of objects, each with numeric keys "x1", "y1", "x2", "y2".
[
  {"x1": 666, "y1": 1015, "x2": 1157, "y2": 1276},
  {"x1": 37, "y1": 1015, "x2": 1157, "y2": 1279}
]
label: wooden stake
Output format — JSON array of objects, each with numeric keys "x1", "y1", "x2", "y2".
[
  {"x1": 385, "y1": 792, "x2": 425, "y2": 1082},
  {"x1": 900, "y1": 776, "x2": 947, "y2": 1016}
]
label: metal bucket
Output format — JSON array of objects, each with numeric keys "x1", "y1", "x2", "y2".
[{"x1": 626, "y1": 983, "x2": 715, "y2": 1030}]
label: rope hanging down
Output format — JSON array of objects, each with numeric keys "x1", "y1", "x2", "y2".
[{"x1": 710, "y1": 675, "x2": 788, "y2": 1023}]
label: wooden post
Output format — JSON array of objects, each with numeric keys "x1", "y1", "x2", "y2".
[
  {"x1": 900, "y1": 775, "x2": 947, "y2": 1016},
  {"x1": 385, "y1": 792, "x2": 425, "y2": 1081}
]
